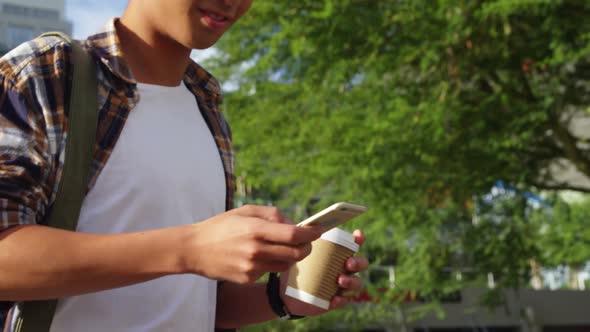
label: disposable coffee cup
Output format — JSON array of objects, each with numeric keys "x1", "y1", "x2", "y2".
[{"x1": 285, "y1": 228, "x2": 359, "y2": 309}]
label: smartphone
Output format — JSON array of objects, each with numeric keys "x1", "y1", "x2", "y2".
[{"x1": 296, "y1": 202, "x2": 367, "y2": 231}]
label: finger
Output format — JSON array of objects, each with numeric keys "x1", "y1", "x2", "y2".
[
  {"x1": 254, "y1": 261, "x2": 292, "y2": 273},
  {"x1": 345, "y1": 257, "x2": 369, "y2": 273},
  {"x1": 338, "y1": 275, "x2": 362, "y2": 291},
  {"x1": 235, "y1": 261, "x2": 293, "y2": 283},
  {"x1": 257, "y1": 223, "x2": 323, "y2": 245},
  {"x1": 234, "y1": 205, "x2": 286, "y2": 223},
  {"x1": 352, "y1": 229, "x2": 365, "y2": 245},
  {"x1": 283, "y1": 218, "x2": 296, "y2": 225},
  {"x1": 253, "y1": 242, "x2": 313, "y2": 264},
  {"x1": 329, "y1": 296, "x2": 351, "y2": 310}
]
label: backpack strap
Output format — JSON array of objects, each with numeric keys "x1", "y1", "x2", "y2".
[{"x1": 13, "y1": 32, "x2": 98, "y2": 332}]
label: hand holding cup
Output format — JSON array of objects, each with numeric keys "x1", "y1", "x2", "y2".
[{"x1": 280, "y1": 229, "x2": 369, "y2": 316}]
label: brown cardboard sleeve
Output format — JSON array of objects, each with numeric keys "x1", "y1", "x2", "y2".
[{"x1": 287, "y1": 239, "x2": 355, "y2": 303}]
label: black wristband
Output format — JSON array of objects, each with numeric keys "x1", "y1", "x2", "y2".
[{"x1": 266, "y1": 272, "x2": 305, "y2": 320}]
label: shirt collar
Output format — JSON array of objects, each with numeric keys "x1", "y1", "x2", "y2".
[{"x1": 85, "y1": 18, "x2": 221, "y2": 97}]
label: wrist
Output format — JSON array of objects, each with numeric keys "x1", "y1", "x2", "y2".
[
  {"x1": 175, "y1": 224, "x2": 203, "y2": 275},
  {"x1": 266, "y1": 272, "x2": 305, "y2": 320},
  {"x1": 119, "y1": 226, "x2": 193, "y2": 277}
]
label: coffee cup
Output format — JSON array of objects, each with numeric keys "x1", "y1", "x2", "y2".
[{"x1": 285, "y1": 227, "x2": 359, "y2": 309}]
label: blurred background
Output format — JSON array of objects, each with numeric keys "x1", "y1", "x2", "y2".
[{"x1": 2, "y1": 0, "x2": 590, "y2": 331}]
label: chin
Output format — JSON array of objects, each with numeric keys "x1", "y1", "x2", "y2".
[
  {"x1": 191, "y1": 42, "x2": 217, "y2": 50},
  {"x1": 186, "y1": 35, "x2": 221, "y2": 50}
]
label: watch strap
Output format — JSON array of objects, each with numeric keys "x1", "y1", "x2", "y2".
[{"x1": 266, "y1": 272, "x2": 305, "y2": 320}]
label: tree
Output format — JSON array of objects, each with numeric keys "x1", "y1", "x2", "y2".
[
  {"x1": 531, "y1": 197, "x2": 590, "y2": 288},
  {"x1": 206, "y1": 0, "x2": 590, "y2": 328}
]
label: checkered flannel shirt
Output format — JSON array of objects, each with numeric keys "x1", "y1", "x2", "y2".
[{"x1": 0, "y1": 18, "x2": 235, "y2": 232}]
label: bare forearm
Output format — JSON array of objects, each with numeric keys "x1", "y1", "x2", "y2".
[
  {"x1": 0, "y1": 224, "x2": 189, "y2": 301},
  {"x1": 216, "y1": 281, "x2": 276, "y2": 329},
  {"x1": 0, "y1": 205, "x2": 324, "y2": 303}
]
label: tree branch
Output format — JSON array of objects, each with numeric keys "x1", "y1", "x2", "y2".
[
  {"x1": 531, "y1": 181, "x2": 590, "y2": 194},
  {"x1": 548, "y1": 112, "x2": 590, "y2": 179}
]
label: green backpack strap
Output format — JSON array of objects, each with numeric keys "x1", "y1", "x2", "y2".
[{"x1": 13, "y1": 32, "x2": 98, "y2": 332}]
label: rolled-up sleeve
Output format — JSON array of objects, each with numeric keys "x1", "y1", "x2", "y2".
[{"x1": 0, "y1": 75, "x2": 53, "y2": 230}]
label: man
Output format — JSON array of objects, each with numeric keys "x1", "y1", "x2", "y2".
[{"x1": 0, "y1": 0, "x2": 369, "y2": 331}]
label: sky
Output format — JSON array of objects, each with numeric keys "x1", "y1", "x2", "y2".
[
  {"x1": 65, "y1": 0, "x2": 215, "y2": 62},
  {"x1": 66, "y1": 0, "x2": 125, "y2": 40}
]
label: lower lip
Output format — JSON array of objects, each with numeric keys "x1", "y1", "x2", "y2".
[{"x1": 199, "y1": 10, "x2": 229, "y2": 30}]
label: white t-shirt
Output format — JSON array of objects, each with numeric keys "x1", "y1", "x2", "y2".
[{"x1": 49, "y1": 82, "x2": 226, "y2": 332}]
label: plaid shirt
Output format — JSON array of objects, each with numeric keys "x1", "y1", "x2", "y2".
[
  {"x1": 0, "y1": 19, "x2": 235, "y2": 329},
  {"x1": 0, "y1": 18, "x2": 235, "y2": 232}
]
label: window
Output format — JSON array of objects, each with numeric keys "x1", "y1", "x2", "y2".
[
  {"x1": 3, "y1": 4, "x2": 59, "y2": 20},
  {"x1": 32, "y1": 7, "x2": 60, "y2": 20},
  {"x1": 2, "y1": 3, "x2": 24, "y2": 16},
  {"x1": 6, "y1": 25, "x2": 34, "y2": 49}
]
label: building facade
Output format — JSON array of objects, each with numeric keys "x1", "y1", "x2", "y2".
[{"x1": 0, "y1": 0, "x2": 71, "y2": 54}]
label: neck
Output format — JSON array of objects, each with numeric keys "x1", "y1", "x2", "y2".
[{"x1": 118, "y1": 12, "x2": 191, "y2": 86}]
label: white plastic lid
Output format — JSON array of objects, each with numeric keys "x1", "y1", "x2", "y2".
[{"x1": 320, "y1": 228, "x2": 359, "y2": 252}]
